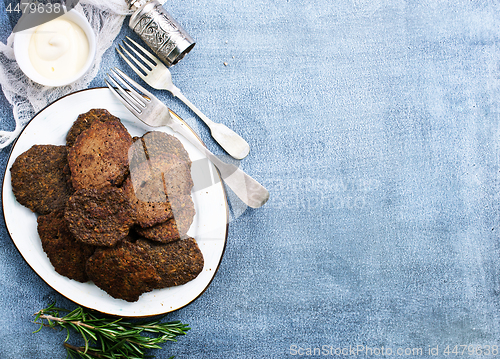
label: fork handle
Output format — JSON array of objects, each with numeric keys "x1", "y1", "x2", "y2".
[
  {"x1": 171, "y1": 87, "x2": 251, "y2": 160},
  {"x1": 169, "y1": 120, "x2": 269, "y2": 209}
]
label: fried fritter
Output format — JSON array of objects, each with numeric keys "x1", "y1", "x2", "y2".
[
  {"x1": 86, "y1": 240, "x2": 161, "y2": 302},
  {"x1": 129, "y1": 152, "x2": 193, "y2": 197},
  {"x1": 66, "y1": 109, "x2": 120, "y2": 147},
  {"x1": 64, "y1": 187, "x2": 136, "y2": 247},
  {"x1": 141, "y1": 131, "x2": 192, "y2": 166},
  {"x1": 135, "y1": 195, "x2": 195, "y2": 243},
  {"x1": 122, "y1": 176, "x2": 173, "y2": 228},
  {"x1": 135, "y1": 237, "x2": 204, "y2": 288},
  {"x1": 68, "y1": 120, "x2": 132, "y2": 190},
  {"x1": 128, "y1": 137, "x2": 148, "y2": 176},
  {"x1": 37, "y1": 210, "x2": 95, "y2": 282},
  {"x1": 126, "y1": 140, "x2": 193, "y2": 228},
  {"x1": 10, "y1": 145, "x2": 73, "y2": 215},
  {"x1": 149, "y1": 153, "x2": 194, "y2": 196}
]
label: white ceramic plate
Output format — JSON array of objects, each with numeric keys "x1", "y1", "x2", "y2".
[{"x1": 2, "y1": 88, "x2": 228, "y2": 317}]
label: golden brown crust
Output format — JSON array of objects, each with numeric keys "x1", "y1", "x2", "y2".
[
  {"x1": 135, "y1": 195, "x2": 195, "y2": 243},
  {"x1": 135, "y1": 237, "x2": 204, "y2": 289},
  {"x1": 141, "y1": 131, "x2": 192, "y2": 166},
  {"x1": 86, "y1": 240, "x2": 161, "y2": 302},
  {"x1": 122, "y1": 176, "x2": 173, "y2": 228},
  {"x1": 126, "y1": 137, "x2": 194, "y2": 228},
  {"x1": 37, "y1": 210, "x2": 95, "y2": 283},
  {"x1": 64, "y1": 187, "x2": 136, "y2": 247},
  {"x1": 66, "y1": 109, "x2": 120, "y2": 147},
  {"x1": 68, "y1": 120, "x2": 132, "y2": 190},
  {"x1": 149, "y1": 153, "x2": 194, "y2": 196},
  {"x1": 10, "y1": 145, "x2": 73, "y2": 215}
]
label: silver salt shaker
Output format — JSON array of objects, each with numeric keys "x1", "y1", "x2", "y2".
[{"x1": 126, "y1": 0, "x2": 195, "y2": 67}]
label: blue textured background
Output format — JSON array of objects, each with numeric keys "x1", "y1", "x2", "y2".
[{"x1": 2, "y1": 0, "x2": 500, "y2": 358}]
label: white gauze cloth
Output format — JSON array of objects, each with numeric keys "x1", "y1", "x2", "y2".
[{"x1": 0, "y1": 0, "x2": 133, "y2": 149}]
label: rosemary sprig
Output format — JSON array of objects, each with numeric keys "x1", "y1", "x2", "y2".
[{"x1": 33, "y1": 303, "x2": 190, "y2": 359}]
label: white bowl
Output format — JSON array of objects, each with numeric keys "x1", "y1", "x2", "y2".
[{"x1": 13, "y1": 10, "x2": 96, "y2": 87}]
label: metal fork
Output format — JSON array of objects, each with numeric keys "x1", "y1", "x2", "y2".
[
  {"x1": 105, "y1": 68, "x2": 269, "y2": 209},
  {"x1": 117, "y1": 37, "x2": 250, "y2": 160}
]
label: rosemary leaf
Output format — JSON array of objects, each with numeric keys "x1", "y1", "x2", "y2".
[{"x1": 34, "y1": 303, "x2": 190, "y2": 359}]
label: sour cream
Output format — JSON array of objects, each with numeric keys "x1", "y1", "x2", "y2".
[{"x1": 28, "y1": 18, "x2": 89, "y2": 81}]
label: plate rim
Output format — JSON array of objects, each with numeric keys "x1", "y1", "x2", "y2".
[{"x1": 1, "y1": 87, "x2": 229, "y2": 317}]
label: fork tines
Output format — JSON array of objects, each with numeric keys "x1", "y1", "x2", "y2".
[
  {"x1": 105, "y1": 68, "x2": 152, "y2": 116},
  {"x1": 117, "y1": 37, "x2": 159, "y2": 80}
]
